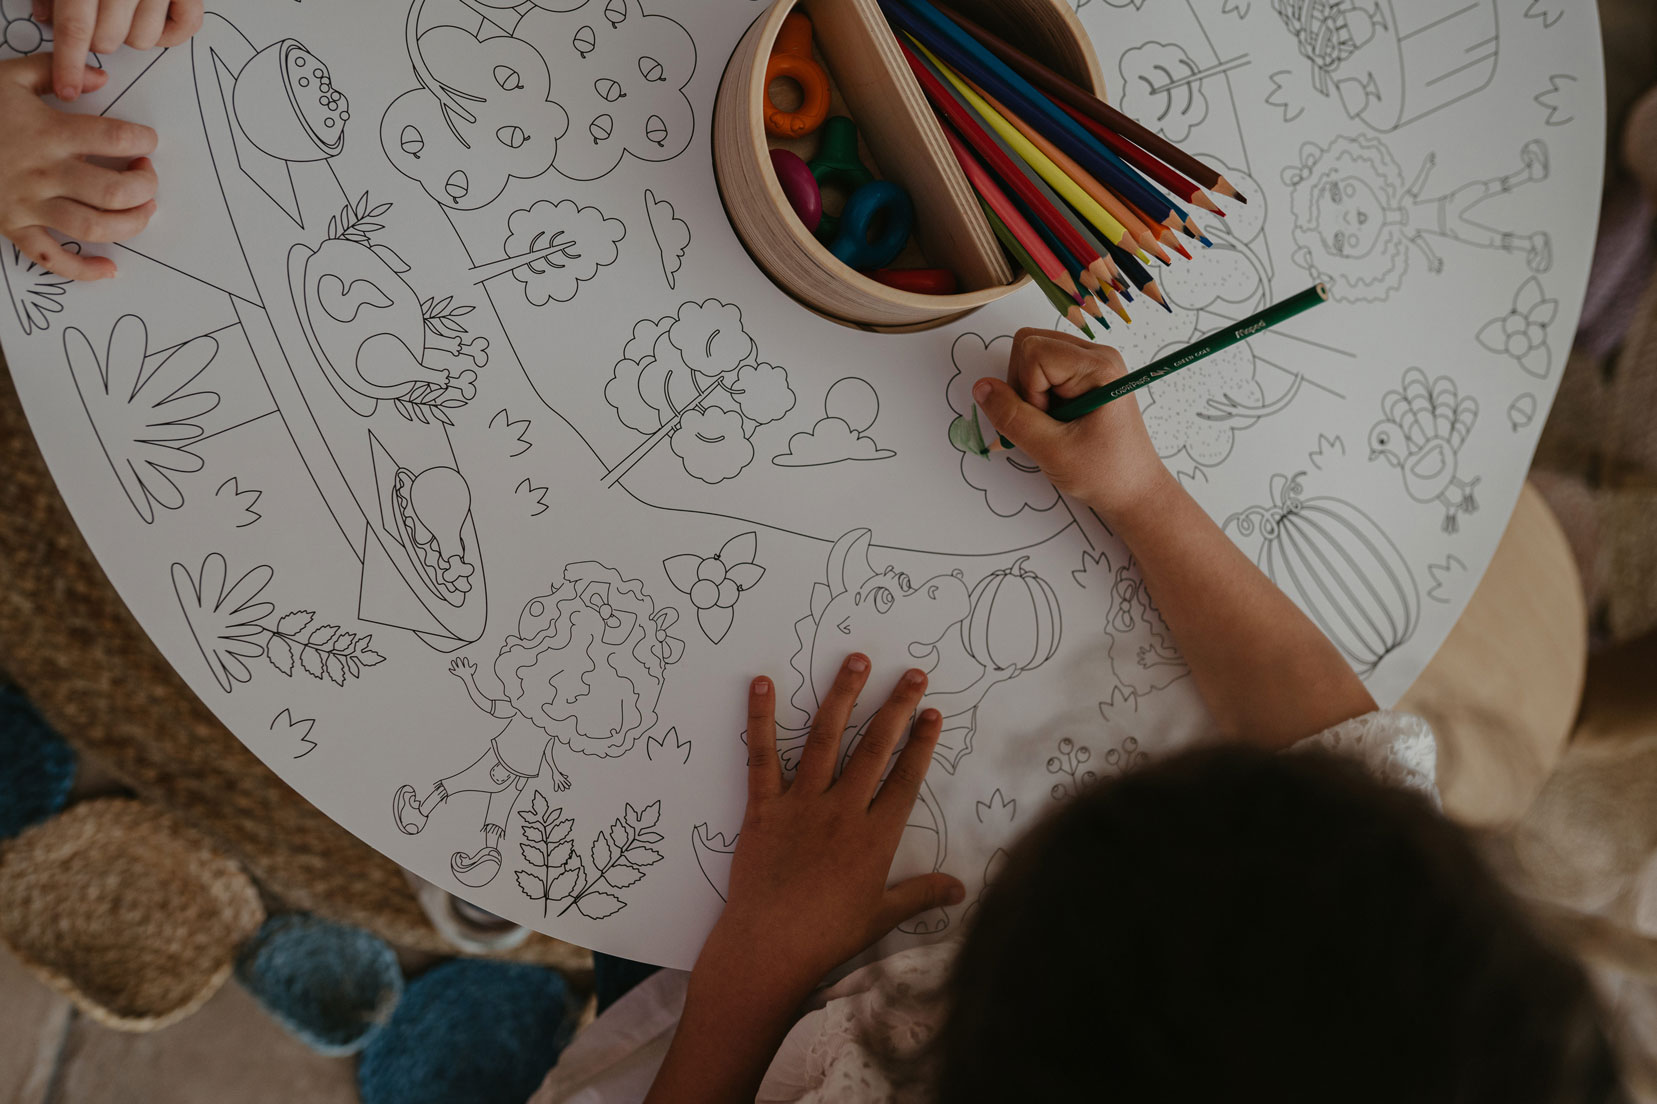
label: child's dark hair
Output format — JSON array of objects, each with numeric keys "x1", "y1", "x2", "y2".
[{"x1": 932, "y1": 744, "x2": 1625, "y2": 1103}]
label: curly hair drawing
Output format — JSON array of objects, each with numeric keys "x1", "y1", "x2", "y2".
[{"x1": 1283, "y1": 135, "x2": 1413, "y2": 303}]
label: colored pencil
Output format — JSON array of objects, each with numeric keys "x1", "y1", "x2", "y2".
[
  {"x1": 930, "y1": 1, "x2": 1249, "y2": 203},
  {"x1": 907, "y1": 43, "x2": 1121, "y2": 289},
  {"x1": 971, "y1": 286, "x2": 1329, "y2": 454},
  {"x1": 1103, "y1": 237, "x2": 1169, "y2": 311},
  {"x1": 983, "y1": 201, "x2": 1096, "y2": 336},
  {"x1": 884, "y1": 0, "x2": 1181, "y2": 226},
  {"x1": 896, "y1": 39, "x2": 1115, "y2": 280},
  {"x1": 965, "y1": 79, "x2": 1171, "y2": 263},
  {"x1": 1055, "y1": 100, "x2": 1222, "y2": 214},
  {"x1": 911, "y1": 39, "x2": 1139, "y2": 256},
  {"x1": 942, "y1": 123, "x2": 1083, "y2": 302}
]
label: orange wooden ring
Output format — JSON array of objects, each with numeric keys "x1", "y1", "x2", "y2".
[{"x1": 764, "y1": 13, "x2": 831, "y2": 139}]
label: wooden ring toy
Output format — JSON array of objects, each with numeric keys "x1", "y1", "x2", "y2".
[
  {"x1": 769, "y1": 148, "x2": 822, "y2": 233},
  {"x1": 764, "y1": 13, "x2": 831, "y2": 139},
  {"x1": 828, "y1": 180, "x2": 915, "y2": 271}
]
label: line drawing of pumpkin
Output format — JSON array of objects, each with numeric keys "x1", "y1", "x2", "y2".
[
  {"x1": 963, "y1": 557, "x2": 1062, "y2": 673},
  {"x1": 1224, "y1": 472, "x2": 1420, "y2": 676}
]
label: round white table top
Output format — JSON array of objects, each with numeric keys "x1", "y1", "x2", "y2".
[{"x1": 0, "y1": 0, "x2": 1604, "y2": 966}]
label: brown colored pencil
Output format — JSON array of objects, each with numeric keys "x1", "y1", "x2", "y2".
[{"x1": 933, "y1": 2, "x2": 1250, "y2": 203}]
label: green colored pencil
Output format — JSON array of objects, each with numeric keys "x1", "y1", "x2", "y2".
[
  {"x1": 979, "y1": 199, "x2": 1096, "y2": 339},
  {"x1": 965, "y1": 284, "x2": 1329, "y2": 455}
]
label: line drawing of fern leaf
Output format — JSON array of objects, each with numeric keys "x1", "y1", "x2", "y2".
[{"x1": 65, "y1": 314, "x2": 221, "y2": 524}]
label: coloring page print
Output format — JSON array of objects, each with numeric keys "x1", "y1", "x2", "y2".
[{"x1": 0, "y1": 0, "x2": 1604, "y2": 967}]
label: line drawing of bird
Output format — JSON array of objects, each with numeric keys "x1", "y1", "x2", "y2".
[{"x1": 1367, "y1": 367, "x2": 1480, "y2": 533}]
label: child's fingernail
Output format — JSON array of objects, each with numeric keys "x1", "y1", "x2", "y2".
[
  {"x1": 920, "y1": 708, "x2": 942, "y2": 724},
  {"x1": 846, "y1": 654, "x2": 869, "y2": 673},
  {"x1": 945, "y1": 883, "x2": 965, "y2": 906},
  {"x1": 972, "y1": 380, "x2": 991, "y2": 403},
  {"x1": 903, "y1": 669, "x2": 926, "y2": 687},
  {"x1": 751, "y1": 676, "x2": 771, "y2": 695}
]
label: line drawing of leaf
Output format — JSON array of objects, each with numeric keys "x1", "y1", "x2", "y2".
[
  {"x1": 515, "y1": 870, "x2": 547, "y2": 899},
  {"x1": 66, "y1": 315, "x2": 221, "y2": 524},
  {"x1": 171, "y1": 553, "x2": 275, "y2": 693},
  {"x1": 577, "y1": 892, "x2": 625, "y2": 920}
]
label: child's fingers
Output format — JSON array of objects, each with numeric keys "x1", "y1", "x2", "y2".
[
  {"x1": 92, "y1": 0, "x2": 142, "y2": 55},
  {"x1": 8, "y1": 227, "x2": 114, "y2": 280},
  {"x1": 33, "y1": 0, "x2": 49, "y2": 23},
  {"x1": 745, "y1": 676, "x2": 782, "y2": 802},
  {"x1": 793, "y1": 654, "x2": 869, "y2": 793},
  {"x1": 972, "y1": 377, "x2": 1067, "y2": 459},
  {"x1": 1009, "y1": 330, "x2": 1127, "y2": 406},
  {"x1": 38, "y1": 196, "x2": 155, "y2": 243},
  {"x1": 60, "y1": 112, "x2": 158, "y2": 158},
  {"x1": 59, "y1": 157, "x2": 157, "y2": 213},
  {"x1": 48, "y1": 0, "x2": 99, "y2": 100},
  {"x1": 837, "y1": 668, "x2": 926, "y2": 804},
  {"x1": 155, "y1": 0, "x2": 203, "y2": 47},
  {"x1": 870, "y1": 708, "x2": 943, "y2": 824},
  {"x1": 873, "y1": 872, "x2": 965, "y2": 936},
  {"x1": 127, "y1": 0, "x2": 171, "y2": 49}
]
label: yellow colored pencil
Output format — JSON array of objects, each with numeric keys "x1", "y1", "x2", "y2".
[
  {"x1": 916, "y1": 41, "x2": 1141, "y2": 257},
  {"x1": 968, "y1": 80, "x2": 1170, "y2": 264}
]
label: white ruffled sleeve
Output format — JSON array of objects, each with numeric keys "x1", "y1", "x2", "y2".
[{"x1": 1286, "y1": 709, "x2": 1441, "y2": 806}]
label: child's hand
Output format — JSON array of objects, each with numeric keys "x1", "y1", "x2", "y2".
[
  {"x1": 973, "y1": 328, "x2": 1173, "y2": 524},
  {"x1": 0, "y1": 54, "x2": 158, "y2": 280},
  {"x1": 35, "y1": 0, "x2": 205, "y2": 101},
  {"x1": 701, "y1": 658, "x2": 965, "y2": 999}
]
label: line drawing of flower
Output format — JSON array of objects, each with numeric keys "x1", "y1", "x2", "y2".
[
  {"x1": 663, "y1": 532, "x2": 764, "y2": 645},
  {"x1": 172, "y1": 553, "x2": 275, "y2": 693},
  {"x1": 65, "y1": 314, "x2": 220, "y2": 523},
  {"x1": 4, "y1": 241, "x2": 77, "y2": 335},
  {"x1": 1477, "y1": 276, "x2": 1558, "y2": 379}
]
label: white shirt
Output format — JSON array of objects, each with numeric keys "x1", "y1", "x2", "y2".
[{"x1": 529, "y1": 710, "x2": 1440, "y2": 1104}]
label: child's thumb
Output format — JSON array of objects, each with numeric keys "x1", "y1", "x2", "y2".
[
  {"x1": 973, "y1": 378, "x2": 1065, "y2": 460},
  {"x1": 877, "y1": 873, "x2": 966, "y2": 933}
]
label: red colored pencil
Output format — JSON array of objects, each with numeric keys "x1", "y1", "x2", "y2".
[
  {"x1": 1056, "y1": 100, "x2": 1224, "y2": 215},
  {"x1": 931, "y1": 2, "x2": 1249, "y2": 203},
  {"x1": 942, "y1": 124, "x2": 1083, "y2": 301},
  {"x1": 896, "y1": 38, "x2": 1111, "y2": 286}
]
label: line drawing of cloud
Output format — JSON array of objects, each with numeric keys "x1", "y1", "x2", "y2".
[{"x1": 772, "y1": 417, "x2": 895, "y2": 467}]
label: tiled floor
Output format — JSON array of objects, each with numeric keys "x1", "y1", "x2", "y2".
[{"x1": 0, "y1": 945, "x2": 360, "y2": 1104}]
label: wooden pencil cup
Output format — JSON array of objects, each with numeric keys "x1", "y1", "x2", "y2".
[{"x1": 715, "y1": 0, "x2": 1105, "y2": 331}]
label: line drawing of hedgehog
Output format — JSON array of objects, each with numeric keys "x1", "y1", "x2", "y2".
[
  {"x1": 1283, "y1": 135, "x2": 1553, "y2": 303},
  {"x1": 392, "y1": 561, "x2": 683, "y2": 888}
]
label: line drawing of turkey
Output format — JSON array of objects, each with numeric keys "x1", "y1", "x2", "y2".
[{"x1": 1368, "y1": 368, "x2": 1480, "y2": 533}]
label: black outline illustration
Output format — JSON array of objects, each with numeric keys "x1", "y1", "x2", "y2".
[
  {"x1": 691, "y1": 822, "x2": 735, "y2": 902},
  {"x1": 663, "y1": 531, "x2": 764, "y2": 645},
  {"x1": 1477, "y1": 276, "x2": 1558, "y2": 379},
  {"x1": 644, "y1": 189, "x2": 690, "y2": 290},
  {"x1": 1508, "y1": 393, "x2": 1538, "y2": 432},
  {"x1": 474, "y1": 199, "x2": 626, "y2": 305},
  {"x1": 1075, "y1": 546, "x2": 1188, "y2": 706},
  {"x1": 946, "y1": 334, "x2": 1061, "y2": 518},
  {"x1": 1267, "y1": 0, "x2": 1498, "y2": 133},
  {"x1": 1308, "y1": 434, "x2": 1346, "y2": 471},
  {"x1": 66, "y1": 314, "x2": 220, "y2": 525},
  {"x1": 215, "y1": 477, "x2": 264, "y2": 528},
  {"x1": 1426, "y1": 554, "x2": 1468, "y2": 605},
  {"x1": 1224, "y1": 472, "x2": 1421, "y2": 673},
  {"x1": 515, "y1": 477, "x2": 550, "y2": 517},
  {"x1": 391, "y1": 561, "x2": 682, "y2": 888},
  {"x1": 644, "y1": 726, "x2": 690, "y2": 764},
  {"x1": 974, "y1": 788, "x2": 1016, "y2": 827},
  {"x1": 1368, "y1": 368, "x2": 1481, "y2": 532},
  {"x1": 1523, "y1": 0, "x2": 1566, "y2": 30},
  {"x1": 772, "y1": 377, "x2": 896, "y2": 468},
  {"x1": 602, "y1": 300, "x2": 795, "y2": 488},
  {"x1": 1284, "y1": 137, "x2": 1554, "y2": 302},
  {"x1": 489, "y1": 408, "x2": 534, "y2": 456},
  {"x1": 1535, "y1": 75, "x2": 1580, "y2": 127},
  {"x1": 1117, "y1": 41, "x2": 1250, "y2": 144},
  {"x1": 516, "y1": 795, "x2": 664, "y2": 919},
  {"x1": 4, "y1": 241, "x2": 77, "y2": 336},
  {"x1": 271, "y1": 708, "x2": 319, "y2": 759},
  {"x1": 172, "y1": 552, "x2": 385, "y2": 694}
]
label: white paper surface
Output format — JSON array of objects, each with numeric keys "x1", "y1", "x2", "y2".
[{"x1": 0, "y1": 0, "x2": 1604, "y2": 968}]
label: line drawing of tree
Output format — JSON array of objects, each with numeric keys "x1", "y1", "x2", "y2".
[{"x1": 467, "y1": 199, "x2": 626, "y2": 304}]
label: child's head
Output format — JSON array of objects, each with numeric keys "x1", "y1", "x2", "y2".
[{"x1": 934, "y1": 745, "x2": 1623, "y2": 1103}]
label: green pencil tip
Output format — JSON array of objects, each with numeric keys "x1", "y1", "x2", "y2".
[{"x1": 948, "y1": 410, "x2": 991, "y2": 458}]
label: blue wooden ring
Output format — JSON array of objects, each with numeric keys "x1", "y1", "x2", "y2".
[{"x1": 827, "y1": 181, "x2": 915, "y2": 271}]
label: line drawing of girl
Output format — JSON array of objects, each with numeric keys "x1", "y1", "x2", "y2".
[{"x1": 1283, "y1": 134, "x2": 1552, "y2": 303}]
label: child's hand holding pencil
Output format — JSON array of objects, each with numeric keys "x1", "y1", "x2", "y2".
[{"x1": 972, "y1": 329, "x2": 1173, "y2": 523}]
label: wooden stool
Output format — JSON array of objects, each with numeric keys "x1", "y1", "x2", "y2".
[{"x1": 1398, "y1": 482, "x2": 1588, "y2": 827}]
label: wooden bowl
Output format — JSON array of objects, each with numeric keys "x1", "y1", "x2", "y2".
[{"x1": 714, "y1": 0, "x2": 1104, "y2": 330}]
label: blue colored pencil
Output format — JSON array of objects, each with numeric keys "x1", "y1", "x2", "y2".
[{"x1": 882, "y1": 0, "x2": 1182, "y2": 228}]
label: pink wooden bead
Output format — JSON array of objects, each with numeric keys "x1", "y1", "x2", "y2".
[{"x1": 769, "y1": 148, "x2": 822, "y2": 234}]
